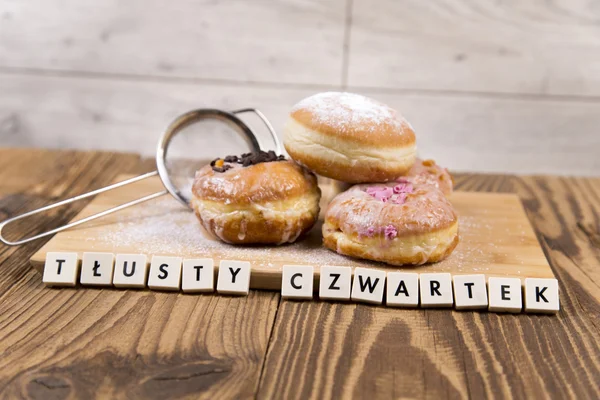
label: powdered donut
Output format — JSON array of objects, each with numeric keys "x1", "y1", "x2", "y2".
[
  {"x1": 403, "y1": 158, "x2": 454, "y2": 196},
  {"x1": 191, "y1": 151, "x2": 321, "y2": 245},
  {"x1": 283, "y1": 92, "x2": 417, "y2": 183},
  {"x1": 323, "y1": 181, "x2": 459, "y2": 265}
]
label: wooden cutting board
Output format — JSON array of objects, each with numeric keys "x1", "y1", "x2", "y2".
[{"x1": 30, "y1": 174, "x2": 554, "y2": 289}]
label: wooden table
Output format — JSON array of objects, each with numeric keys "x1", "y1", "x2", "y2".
[{"x1": 0, "y1": 148, "x2": 598, "y2": 399}]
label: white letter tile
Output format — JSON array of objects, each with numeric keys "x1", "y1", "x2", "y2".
[
  {"x1": 80, "y1": 252, "x2": 114, "y2": 286},
  {"x1": 420, "y1": 273, "x2": 453, "y2": 308},
  {"x1": 351, "y1": 267, "x2": 386, "y2": 305},
  {"x1": 386, "y1": 272, "x2": 419, "y2": 307},
  {"x1": 281, "y1": 265, "x2": 314, "y2": 299},
  {"x1": 217, "y1": 260, "x2": 251, "y2": 295},
  {"x1": 148, "y1": 256, "x2": 182, "y2": 291},
  {"x1": 525, "y1": 278, "x2": 559, "y2": 314},
  {"x1": 42, "y1": 252, "x2": 79, "y2": 287},
  {"x1": 182, "y1": 258, "x2": 215, "y2": 293},
  {"x1": 113, "y1": 254, "x2": 148, "y2": 288},
  {"x1": 453, "y1": 274, "x2": 488, "y2": 310},
  {"x1": 488, "y1": 277, "x2": 522, "y2": 313},
  {"x1": 319, "y1": 265, "x2": 352, "y2": 301}
]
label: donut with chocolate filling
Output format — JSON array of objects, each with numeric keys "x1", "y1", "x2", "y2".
[{"x1": 191, "y1": 151, "x2": 321, "y2": 245}]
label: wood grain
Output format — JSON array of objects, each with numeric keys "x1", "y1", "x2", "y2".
[
  {"x1": 2, "y1": 74, "x2": 599, "y2": 175},
  {"x1": 359, "y1": 91, "x2": 600, "y2": 176},
  {"x1": 29, "y1": 174, "x2": 555, "y2": 291},
  {"x1": 2, "y1": 0, "x2": 600, "y2": 176},
  {"x1": 0, "y1": 0, "x2": 346, "y2": 85},
  {"x1": 0, "y1": 73, "x2": 315, "y2": 157},
  {"x1": 0, "y1": 148, "x2": 139, "y2": 297},
  {"x1": 0, "y1": 149, "x2": 281, "y2": 399},
  {"x1": 1, "y1": 148, "x2": 599, "y2": 399},
  {"x1": 256, "y1": 174, "x2": 600, "y2": 399},
  {"x1": 349, "y1": 0, "x2": 600, "y2": 96}
]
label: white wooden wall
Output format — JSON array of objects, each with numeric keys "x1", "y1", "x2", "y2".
[{"x1": 1, "y1": 0, "x2": 599, "y2": 175}]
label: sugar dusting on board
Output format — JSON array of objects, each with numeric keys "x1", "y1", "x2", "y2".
[
  {"x1": 292, "y1": 92, "x2": 410, "y2": 133},
  {"x1": 70, "y1": 194, "x2": 525, "y2": 272},
  {"x1": 94, "y1": 196, "x2": 378, "y2": 268}
]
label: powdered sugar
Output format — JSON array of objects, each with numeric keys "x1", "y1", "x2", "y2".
[
  {"x1": 66, "y1": 192, "x2": 532, "y2": 275},
  {"x1": 77, "y1": 196, "x2": 379, "y2": 269},
  {"x1": 292, "y1": 92, "x2": 406, "y2": 133},
  {"x1": 384, "y1": 225, "x2": 398, "y2": 239}
]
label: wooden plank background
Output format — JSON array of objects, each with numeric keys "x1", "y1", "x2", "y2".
[
  {"x1": 0, "y1": 149, "x2": 598, "y2": 398},
  {"x1": 0, "y1": 0, "x2": 599, "y2": 175},
  {"x1": 0, "y1": 150, "x2": 280, "y2": 399}
]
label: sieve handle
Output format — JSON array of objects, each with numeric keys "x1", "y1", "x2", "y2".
[{"x1": 0, "y1": 172, "x2": 167, "y2": 246}]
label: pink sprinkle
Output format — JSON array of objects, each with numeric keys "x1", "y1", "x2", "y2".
[
  {"x1": 366, "y1": 186, "x2": 394, "y2": 202},
  {"x1": 366, "y1": 187, "x2": 379, "y2": 196},
  {"x1": 393, "y1": 183, "x2": 413, "y2": 194},
  {"x1": 384, "y1": 225, "x2": 397, "y2": 239},
  {"x1": 382, "y1": 187, "x2": 394, "y2": 197},
  {"x1": 366, "y1": 227, "x2": 375, "y2": 236}
]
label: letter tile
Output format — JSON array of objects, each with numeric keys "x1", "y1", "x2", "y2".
[
  {"x1": 80, "y1": 252, "x2": 115, "y2": 286},
  {"x1": 281, "y1": 265, "x2": 314, "y2": 299},
  {"x1": 216, "y1": 260, "x2": 251, "y2": 295},
  {"x1": 386, "y1": 272, "x2": 419, "y2": 307},
  {"x1": 488, "y1": 277, "x2": 522, "y2": 313},
  {"x1": 351, "y1": 267, "x2": 386, "y2": 305},
  {"x1": 420, "y1": 273, "x2": 453, "y2": 308},
  {"x1": 148, "y1": 255, "x2": 183, "y2": 291},
  {"x1": 453, "y1": 274, "x2": 488, "y2": 310},
  {"x1": 319, "y1": 265, "x2": 352, "y2": 301},
  {"x1": 42, "y1": 252, "x2": 79, "y2": 287},
  {"x1": 182, "y1": 258, "x2": 215, "y2": 293},
  {"x1": 113, "y1": 254, "x2": 149, "y2": 288},
  {"x1": 524, "y1": 278, "x2": 559, "y2": 314}
]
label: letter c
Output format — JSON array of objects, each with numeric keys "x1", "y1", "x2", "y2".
[{"x1": 291, "y1": 273, "x2": 303, "y2": 290}]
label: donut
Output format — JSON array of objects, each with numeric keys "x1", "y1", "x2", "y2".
[
  {"x1": 283, "y1": 92, "x2": 417, "y2": 183},
  {"x1": 323, "y1": 181, "x2": 459, "y2": 265},
  {"x1": 403, "y1": 158, "x2": 454, "y2": 196},
  {"x1": 191, "y1": 151, "x2": 321, "y2": 245}
]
